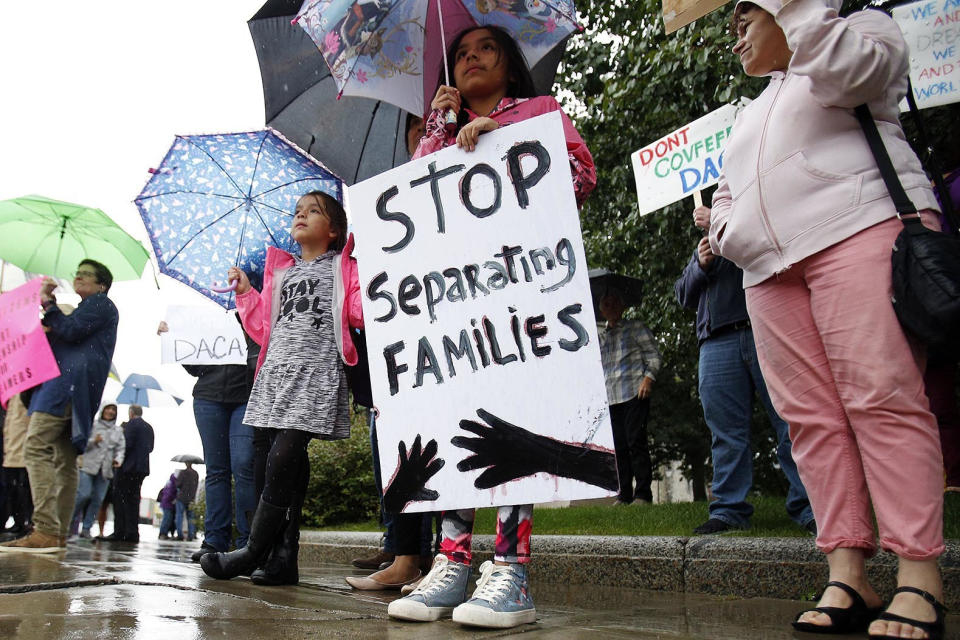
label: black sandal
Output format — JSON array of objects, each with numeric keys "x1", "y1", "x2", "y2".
[
  {"x1": 791, "y1": 580, "x2": 883, "y2": 634},
  {"x1": 869, "y1": 586, "x2": 947, "y2": 640}
]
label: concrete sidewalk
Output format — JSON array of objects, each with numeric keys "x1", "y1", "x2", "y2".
[
  {"x1": 303, "y1": 531, "x2": 960, "y2": 608},
  {"x1": 0, "y1": 530, "x2": 956, "y2": 639}
]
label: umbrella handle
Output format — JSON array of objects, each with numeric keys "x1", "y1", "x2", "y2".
[{"x1": 210, "y1": 280, "x2": 238, "y2": 293}]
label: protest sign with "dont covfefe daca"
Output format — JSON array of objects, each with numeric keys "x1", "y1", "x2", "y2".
[{"x1": 631, "y1": 102, "x2": 746, "y2": 216}]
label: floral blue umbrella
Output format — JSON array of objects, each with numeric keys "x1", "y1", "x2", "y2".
[
  {"x1": 293, "y1": 0, "x2": 580, "y2": 117},
  {"x1": 134, "y1": 128, "x2": 343, "y2": 308}
]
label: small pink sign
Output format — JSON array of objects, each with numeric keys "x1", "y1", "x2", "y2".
[{"x1": 0, "y1": 278, "x2": 61, "y2": 408}]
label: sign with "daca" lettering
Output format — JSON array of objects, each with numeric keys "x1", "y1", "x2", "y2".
[{"x1": 631, "y1": 102, "x2": 747, "y2": 216}]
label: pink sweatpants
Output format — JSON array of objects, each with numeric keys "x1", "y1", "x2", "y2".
[{"x1": 745, "y1": 216, "x2": 945, "y2": 560}]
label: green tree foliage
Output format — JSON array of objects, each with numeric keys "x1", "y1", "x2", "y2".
[{"x1": 302, "y1": 407, "x2": 380, "y2": 526}]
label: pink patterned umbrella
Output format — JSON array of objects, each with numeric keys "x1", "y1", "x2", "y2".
[{"x1": 293, "y1": 0, "x2": 580, "y2": 117}]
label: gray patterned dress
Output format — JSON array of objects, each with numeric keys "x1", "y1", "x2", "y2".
[{"x1": 243, "y1": 252, "x2": 350, "y2": 439}]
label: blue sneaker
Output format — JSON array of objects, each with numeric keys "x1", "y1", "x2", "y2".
[
  {"x1": 387, "y1": 554, "x2": 471, "y2": 621},
  {"x1": 452, "y1": 561, "x2": 536, "y2": 628}
]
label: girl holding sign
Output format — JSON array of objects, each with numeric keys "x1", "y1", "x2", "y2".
[
  {"x1": 707, "y1": 1, "x2": 946, "y2": 638},
  {"x1": 200, "y1": 191, "x2": 364, "y2": 584},
  {"x1": 369, "y1": 26, "x2": 595, "y2": 630}
]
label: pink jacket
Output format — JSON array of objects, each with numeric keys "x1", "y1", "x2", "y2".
[
  {"x1": 414, "y1": 96, "x2": 597, "y2": 207},
  {"x1": 236, "y1": 234, "x2": 364, "y2": 375},
  {"x1": 709, "y1": 0, "x2": 940, "y2": 287}
]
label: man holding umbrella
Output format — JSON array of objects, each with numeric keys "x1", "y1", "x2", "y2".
[{"x1": 594, "y1": 272, "x2": 661, "y2": 505}]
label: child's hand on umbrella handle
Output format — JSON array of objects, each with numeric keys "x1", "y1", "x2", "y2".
[
  {"x1": 220, "y1": 267, "x2": 250, "y2": 295},
  {"x1": 431, "y1": 85, "x2": 461, "y2": 126}
]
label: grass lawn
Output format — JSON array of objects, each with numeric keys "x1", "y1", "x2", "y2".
[{"x1": 315, "y1": 492, "x2": 960, "y2": 539}]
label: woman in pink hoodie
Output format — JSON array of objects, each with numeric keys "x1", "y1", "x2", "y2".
[
  {"x1": 200, "y1": 190, "x2": 364, "y2": 584},
  {"x1": 703, "y1": 1, "x2": 946, "y2": 638}
]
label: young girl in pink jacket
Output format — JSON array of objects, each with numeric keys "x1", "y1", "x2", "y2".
[
  {"x1": 201, "y1": 190, "x2": 364, "y2": 584},
  {"x1": 704, "y1": 1, "x2": 946, "y2": 638},
  {"x1": 351, "y1": 25, "x2": 595, "y2": 631}
]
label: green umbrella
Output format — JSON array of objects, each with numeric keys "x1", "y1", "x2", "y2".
[{"x1": 0, "y1": 195, "x2": 150, "y2": 281}]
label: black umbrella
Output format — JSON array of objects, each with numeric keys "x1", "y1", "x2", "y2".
[
  {"x1": 171, "y1": 454, "x2": 204, "y2": 465},
  {"x1": 588, "y1": 268, "x2": 644, "y2": 310},
  {"x1": 248, "y1": 0, "x2": 409, "y2": 185},
  {"x1": 247, "y1": 0, "x2": 571, "y2": 185}
]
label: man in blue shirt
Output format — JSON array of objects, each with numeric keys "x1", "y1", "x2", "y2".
[
  {"x1": 0, "y1": 260, "x2": 118, "y2": 553},
  {"x1": 675, "y1": 207, "x2": 813, "y2": 535}
]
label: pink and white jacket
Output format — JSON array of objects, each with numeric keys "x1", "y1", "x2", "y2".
[
  {"x1": 709, "y1": 0, "x2": 941, "y2": 287},
  {"x1": 236, "y1": 234, "x2": 364, "y2": 376},
  {"x1": 414, "y1": 96, "x2": 597, "y2": 207}
]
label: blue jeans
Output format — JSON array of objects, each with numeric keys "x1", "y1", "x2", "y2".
[
  {"x1": 71, "y1": 471, "x2": 109, "y2": 533},
  {"x1": 698, "y1": 328, "x2": 813, "y2": 528},
  {"x1": 175, "y1": 500, "x2": 196, "y2": 539},
  {"x1": 193, "y1": 399, "x2": 256, "y2": 551},
  {"x1": 159, "y1": 507, "x2": 175, "y2": 537}
]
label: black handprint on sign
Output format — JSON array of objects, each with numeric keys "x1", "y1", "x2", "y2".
[
  {"x1": 382, "y1": 434, "x2": 445, "y2": 513},
  {"x1": 451, "y1": 409, "x2": 619, "y2": 492}
]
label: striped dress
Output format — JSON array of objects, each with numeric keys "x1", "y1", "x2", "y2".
[{"x1": 242, "y1": 252, "x2": 350, "y2": 439}]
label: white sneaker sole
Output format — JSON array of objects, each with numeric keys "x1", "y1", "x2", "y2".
[
  {"x1": 452, "y1": 602, "x2": 536, "y2": 628},
  {"x1": 387, "y1": 599, "x2": 454, "y2": 622}
]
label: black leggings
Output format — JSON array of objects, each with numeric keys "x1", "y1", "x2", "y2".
[{"x1": 260, "y1": 428, "x2": 311, "y2": 508}]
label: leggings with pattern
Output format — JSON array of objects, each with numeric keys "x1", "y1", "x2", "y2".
[{"x1": 440, "y1": 504, "x2": 533, "y2": 565}]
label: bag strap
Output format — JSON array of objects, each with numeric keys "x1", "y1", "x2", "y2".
[{"x1": 853, "y1": 103, "x2": 918, "y2": 222}]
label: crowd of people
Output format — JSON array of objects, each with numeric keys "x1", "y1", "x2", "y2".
[{"x1": 0, "y1": 2, "x2": 957, "y2": 638}]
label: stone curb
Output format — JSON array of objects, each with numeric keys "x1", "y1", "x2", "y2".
[{"x1": 300, "y1": 531, "x2": 960, "y2": 608}]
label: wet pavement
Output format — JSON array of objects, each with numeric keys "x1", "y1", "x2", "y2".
[{"x1": 0, "y1": 528, "x2": 957, "y2": 639}]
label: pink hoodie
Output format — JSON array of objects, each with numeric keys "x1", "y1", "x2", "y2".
[
  {"x1": 235, "y1": 233, "x2": 364, "y2": 375},
  {"x1": 414, "y1": 96, "x2": 596, "y2": 208},
  {"x1": 709, "y1": 0, "x2": 940, "y2": 287}
]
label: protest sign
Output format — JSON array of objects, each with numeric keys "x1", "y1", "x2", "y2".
[
  {"x1": 663, "y1": 0, "x2": 732, "y2": 33},
  {"x1": 0, "y1": 278, "x2": 60, "y2": 408},
  {"x1": 893, "y1": 0, "x2": 960, "y2": 109},
  {"x1": 631, "y1": 102, "x2": 743, "y2": 216},
  {"x1": 161, "y1": 305, "x2": 247, "y2": 365},
  {"x1": 349, "y1": 112, "x2": 618, "y2": 513}
]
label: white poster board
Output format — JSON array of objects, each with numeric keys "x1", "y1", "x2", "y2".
[
  {"x1": 161, "y1": 305, "x2": 247, "y2": 365},
  {"x1": 894, "y1": 0, "x2": 960, "y2": 110},
  {"x1": 349, "y1": 112, "x2": 618, "y2": 513},
  {"x1": 631, "y1": 102, "x2": 744, "y2": 216}
]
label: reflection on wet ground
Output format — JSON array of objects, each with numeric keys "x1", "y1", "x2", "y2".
[{"x1": 0, "y1": 527, "x2": 957, "y2": 639}]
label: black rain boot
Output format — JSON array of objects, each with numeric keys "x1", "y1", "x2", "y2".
[
  {"x1": 200, "y1": 499, "x2": 286, "y2": 580},
  {"x1": 251, "y1": 499, "x2": 300, "y2": 586}
]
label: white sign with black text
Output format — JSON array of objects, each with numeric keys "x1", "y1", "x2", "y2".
[
  {"x1": 160, "y1": 305, "x2": 247, "y2": 366},
  {"x1": 349, "y1": 112, "x2": 618, "y2": 513}
]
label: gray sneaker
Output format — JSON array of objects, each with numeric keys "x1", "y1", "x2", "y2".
[
  {"x1": 452, "y1": 561, "x2": 536, "y2": 628},
  {"x1": 387, "y1": 554, "x2": 470, "y2": 621}
]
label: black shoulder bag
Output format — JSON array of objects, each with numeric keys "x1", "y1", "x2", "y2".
[{"x1": 854, "y1": 103, "x2": 960, "y2": 355}]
